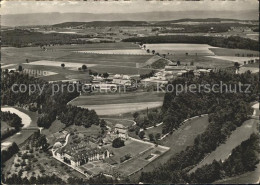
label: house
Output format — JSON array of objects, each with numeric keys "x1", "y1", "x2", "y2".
[
  {"x1": 112, "y1": 74, "x2": 131, "y2": 86},
  {"x1": 114, "y1": 124, "x2": 129, "y2": 140}
]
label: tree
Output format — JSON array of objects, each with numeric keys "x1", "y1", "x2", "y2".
[
  {"x1": 100, "y1": 119, "x2": 107, "y2": 128},
  {"x1": 112, "y1": 138, "x2": 125, "y2": 148},
  {"x1": 139, "y1": 131, "x2": 145, "y2": 139},
  {"x1": 103, "y1": 72, "x2": 109, "y2": 79},
  {"x1": 155, "y1": 133, "x2": 161, "y2": 140},
  {"x1": 152, "y1": 50, "x2": 155, "y2": 55},
  {"x1": 234, "y1": 62, "x2": 240, "y2": 70},
  {"x1": 18, "y1": 65, "x2": 23, "y2": 72},
  {"x1": 148, "y1": 133, "x2": 154, "y2": 141},
  {"x1": 146, "y1": 49, "x2": 150, "y2": 53},
  {"x1": 133, "y1": 112, "x2": 139, "y2": 120},
  {"x1": 61, "y1": 63, "x2": 65, "y2": 68},
  {"x1": 82, "y1": 65, "x2": 87, "y2": 71}
]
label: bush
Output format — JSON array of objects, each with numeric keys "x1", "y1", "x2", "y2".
[{"x1": 112, "y1": 138, "x2": 125, "y2": 148}]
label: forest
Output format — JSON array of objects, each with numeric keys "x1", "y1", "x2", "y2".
[
  {"x1": 123, "y1": 35, "x2": 259, "y2": 51},
  {"x1": 139, "y1": 71, "x2": 259, "y2": 183},
  {"x1": 1, "y1": 71, "x2": 101, "y2": 129},
  {"x1": 1, "y1": 29, "x2": 94, "y2": 47}
]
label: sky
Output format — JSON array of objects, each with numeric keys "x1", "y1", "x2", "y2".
[{"x1": 1, "y1": 0, "x2": 258, "y2": 15}]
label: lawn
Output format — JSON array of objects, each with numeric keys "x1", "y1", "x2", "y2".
[
  {"x1": 104, "y1": 118, "x2": 135, "y2": 128},
  {"x1": 65, "y1": 124, "x2": 102, "y2": 137},
  {"x1": 130, "y1": 115, "x2": 210, "y2": 180},
  {"x1": 189, "y1": 118, "x2": 258, "y2": 173},
  {"x1": 104, "y1": 139, "x2": 153, "y2": 164}
]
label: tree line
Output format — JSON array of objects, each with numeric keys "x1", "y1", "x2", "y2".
[{"x1": 123, "y1": 35, "x2": 259, "y2": 51}]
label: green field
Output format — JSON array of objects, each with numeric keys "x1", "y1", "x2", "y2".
[
  {"x1": 104, "y1": 139, "x2": 153, "y2": 164},
  {"x1": 1, "y1": 43, "x2": 153, "y2": 77},
  {"x1": 209, "y1": 48, "x2": 259, "y2": 56},
  {"x1": 165, "y1": 55, "x2": 234, "y2": 68},
  {"x1": 130, "y1": 115, "x2": 210, "y2": 179},
  {"x1": 70, "y1": 92, "x2": 164, "y2": 106},
  {"x1": 69, "y1": 92, "x2": 164, "y2": 115},
  {"x1": 104, "y1": 118, "x2": 135, "y2": 128}
]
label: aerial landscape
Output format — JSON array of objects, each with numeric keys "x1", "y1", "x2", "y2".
[{"x1": 1, "y1": 0, "x2": 259, "y2": 184}]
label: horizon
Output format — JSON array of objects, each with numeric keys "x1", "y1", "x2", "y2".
[{"x1": 1, "y1": 0, "x2": 258, "y2": 15}]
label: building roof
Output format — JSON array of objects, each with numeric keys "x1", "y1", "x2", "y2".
[{"x1": 115, "y1": 123, "x2": 126, "y2": 129}]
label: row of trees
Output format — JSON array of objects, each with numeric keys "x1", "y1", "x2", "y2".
[{"x1": 124, "y1": 35, "x2": 259, "y2": 51}]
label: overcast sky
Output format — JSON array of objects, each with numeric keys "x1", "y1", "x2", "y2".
[{"x1": 1, "y1": 0, "x2": 258, "y2": 15}]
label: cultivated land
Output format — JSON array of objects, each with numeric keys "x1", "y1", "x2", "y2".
[
  {"x1": 69, "y1": 92, "x2": 165, "y2": 116},
  {"x1": 130, "y1": 115, "x2": 210, "y2": 180},
  {"x1": 189, "y1": 118, "x2": 259, "y2": 173},
  {"x1": 209, "y1": 48, "x2": 259, "y2": 56},
  {"x1": 165, "y1": 55, "x2": 234, "y2": 68},
  {"x1": 145, "y1": 44, "x2": 217, "y2": 55},
  {"x1": 1, "y1": 43, "x2": 154, "y2": 76}
]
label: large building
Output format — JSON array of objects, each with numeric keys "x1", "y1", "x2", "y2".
[
  {"x1": 54, "y1": 143, "x2": 110, "y2": 167},
  {"x1": 114, "y1": 124, "x2": 129, "y2": 140}
]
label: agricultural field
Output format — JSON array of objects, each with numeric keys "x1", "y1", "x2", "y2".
[
  {"x1": 1, "y1": 43, "x2": 154, "y2": 77},
  {"x1": 69, "y1": 92, "x2": 164, "y2": 116},
  {"x1": 189, "y1": 118, "x2": 259, "y2": 173},
  {"x1": 165, "y1": 55, "x2": 235, "y2": 68},
  {"x1": 205, "y1": 56, "x2": 259, "y2": 65},
  {"x1": 145, "y1": 44, "x2": 217, "y2": 55},
  {"x1": 209, "y1": 48, "x2": 259, "y2": 56}
]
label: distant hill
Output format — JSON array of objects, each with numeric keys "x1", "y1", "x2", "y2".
[
  {"x1": 53, "y1": 21, "x2": 148, "y2": 28},
  {"x1": 2, "y1": 10, "x2": 258, "y2": 26}
]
